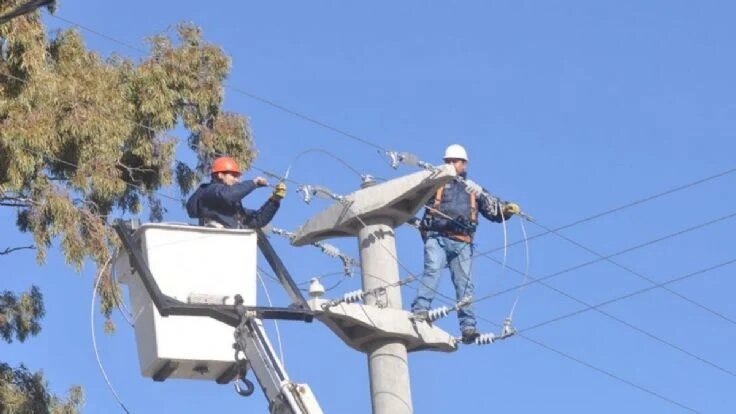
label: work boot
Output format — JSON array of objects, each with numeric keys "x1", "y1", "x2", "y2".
[
  {"x1": 411, "y1": 309, "x2": 429, "y2": 323},
  {"x1": 461, "y1": 326, "x2": 480, "y2": 344}
]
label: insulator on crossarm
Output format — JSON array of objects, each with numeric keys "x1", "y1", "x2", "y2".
[
  {"x1": 317, "y1": 242, "x2": 340, "y2": 258},
  {"x1": 474, "y1": 333, "x2": 497, "y2": 345},
  {"x1": 271, "y1": 227, "x2": 295, "y2": 239},
  {"x1": 427, "y1": 305, "x2": 453, "y2": 322},
  {"x1": 323, "y1": 289, "x2": 364, "y2": 309},
  {"x1": 342, "y1": 289, "x2": 365, "y2": 304}
]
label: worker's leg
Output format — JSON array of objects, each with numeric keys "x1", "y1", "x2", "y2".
[
  {"x1": 411, "y1": 235, "x2": 447, "y2": 314},
  {"x1": 448, "y1": 240, "x2": 475, "y2": 330}
]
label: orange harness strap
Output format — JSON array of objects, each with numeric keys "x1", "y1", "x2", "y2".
[{"x1": 427, "y1": 185, "x2": 477, "y2": 243}]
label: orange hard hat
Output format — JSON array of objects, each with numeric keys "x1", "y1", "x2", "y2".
[{"x1": 211, "y1": 156, "x2": 241, "y2": 175}]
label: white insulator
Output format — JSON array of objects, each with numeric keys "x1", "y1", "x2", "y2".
[
  {"x1": 318, "y1": 243, "x2": 340, "y2": 258},
  {"x1": 416, "y1": 160, "x2": 437, "y2": 171},
  {"x1": 427, "y1": 305, "x2": 452, "y2": 322},
  {"x1": 386, "y1": 151, "x2": 402, "y2": 169},
  {"x1": 475, "y1": 333, "x2": 497, "y2": 345},
  {"x1": 462, "y1": 179, "x2": 483, "y2": 196},
  {"x1": 297, "y1": 184, "x2": 314, "y2": 204},
  {"x1": 271, "y1": 227, "x2": 294, "y2": 238},
  {"x1": 342, "y1": 289, "x2": 365, "y2": 304}
]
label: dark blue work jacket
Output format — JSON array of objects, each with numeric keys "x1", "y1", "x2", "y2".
[
  {"x1": 420, "y1": 174, "x2": 508, "y2": 237},
  {"x1": 186, "y1": 181, "x2": 280, "y2": 229}
]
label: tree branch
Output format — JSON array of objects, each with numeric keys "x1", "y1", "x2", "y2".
[{"x1": 0, "y1": 245, "x2": 35, "y2": 255}]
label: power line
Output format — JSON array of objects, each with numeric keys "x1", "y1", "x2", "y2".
[
  {"x1": 472, "y1": 211, "x2": 736, "y2": 309},
  {"x1": 532, "y1": 218, "x2": 736, "y2": 325},
  {"x1": 472, "y1": 165, "x2": 736, "y2": 259},
  {"x1": 489, "y1": 255, "x2": 736, "y2": 378},
  {"x1": 520, "y1": 257, "x2": 736, "y2": 333},
  {"x1": 514, "y1": 330, "x2": 701, "y2": 414}
]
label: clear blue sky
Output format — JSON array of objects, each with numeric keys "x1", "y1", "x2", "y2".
[{"x1": 3, "y1": 1, "x2": 736, "y2": 413}]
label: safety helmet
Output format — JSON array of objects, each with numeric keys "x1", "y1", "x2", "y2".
[
  {"x1": 443, "y1": 144, "x2": 468, "y2": 161},
  {"x1": 211, "y1": 156, "x2": 241, "y2": 175}
]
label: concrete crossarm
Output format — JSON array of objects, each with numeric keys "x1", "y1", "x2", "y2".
[
  {"x1": 291, "y1": 164, "x2": 456, "y2": 246},
  {"x1": 308, "y1": 298, "x2": 457, "y2": 353}
]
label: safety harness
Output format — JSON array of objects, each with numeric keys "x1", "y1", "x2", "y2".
[{"x1": 427, "y1": 185, "x2": 477, "y2": 243}]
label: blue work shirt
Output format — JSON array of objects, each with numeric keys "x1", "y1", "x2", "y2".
[
  {"x1": 420, "y1": 173, "x2": 509, "y2": 237},
  {"x1": 187, "y1": 180, "x2": 280, "y2": 229}
]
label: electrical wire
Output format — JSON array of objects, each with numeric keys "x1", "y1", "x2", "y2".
[
  {"x1": 519, "y1": 257, "x2": 736, "y2": 333},
  {"x1": 488, "y1": 252, "x2": 736, "y2": 378},
  {"x1": 508, "y1": 217, "x2": 530, "y2": 320},
  {"x1": 257, "y1": 271, "x2": 285, "y2": 367},
  {"x1": 471, "y1": 165, "x2": 736, "y2": 259},
  {"x1": 471, "y1": 210, "x2": 736, "y2": 306},
  {"x1": 91, "y1": 258, "x2": 131, "y2": 414},
  {"x1": 531, "y1": 218, "x2": 736, "y2": 325}
]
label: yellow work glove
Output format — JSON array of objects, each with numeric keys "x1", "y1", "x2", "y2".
[
  {"x1": 503, "y1": 202, "x2": 521, "y2": 216},
  {"x1": 271, "y1": 182, "x2": 287, "y2": 200}
]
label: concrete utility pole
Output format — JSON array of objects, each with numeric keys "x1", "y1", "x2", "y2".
[
  {"x1": 358, "y1": 182, "x2": 412, "y2": 413},
  {"x1": 293, "y1": 166, "x2": 459, "y2": 414}
]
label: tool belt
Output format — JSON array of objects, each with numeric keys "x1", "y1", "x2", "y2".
[
  {"x1": 421, "y1": 229, "x2": 473, "y2": 244},
  {"x1": 443, "y1": 232, "x2": 473, "y2": 243}
]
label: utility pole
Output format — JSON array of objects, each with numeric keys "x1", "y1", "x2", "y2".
[
  {"x1": 358, "y1": 179, "x2": 412, "y2": 414},
  {"x1": 293, "y1": 166, "x2": 459, "y2": 414}
]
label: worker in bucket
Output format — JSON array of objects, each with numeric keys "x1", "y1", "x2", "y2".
[
  {"x1": 186, "y1": 156, "x2": 287, "y2": 229},
  {"x1": 410, "y1": 144, "x2": 521, "y2": 344}
]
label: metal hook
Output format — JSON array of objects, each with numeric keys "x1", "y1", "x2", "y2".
[
  {"x1": 500, "y1": 317, "x2": 516, "y2": 339},
  {"x1": 234, "y1": 377, "x2": 255, "y2": 397}
]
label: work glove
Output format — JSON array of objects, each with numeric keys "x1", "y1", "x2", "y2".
[
  {"x1": 271, "y1": 182, "x2": 287, "y2": 200},
  {"x1": 503, "y1": 202, "x2": 521, "y2": 216}
]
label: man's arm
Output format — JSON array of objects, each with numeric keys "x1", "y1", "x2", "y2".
[
  {"x1": 241, "y1": 199, "x2": 281, "y2": 229},
  {"x1": 477, "y1": 189, "x2": 514, "y2": 223},
  {"x1": 202, "y1": 181, "x2": 259, "y2": 206}
]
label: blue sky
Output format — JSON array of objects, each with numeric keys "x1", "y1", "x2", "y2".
[{"x1": 3, "y1": 1, "x2": 736, "y2": 413}]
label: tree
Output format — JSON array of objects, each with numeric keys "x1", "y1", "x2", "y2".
[
  {"x1": 1, "y1": 286, "x2": 83, "y2": 413},
  {"x1": 0, "y1": 1, "x2": 256, "y2": 411}
]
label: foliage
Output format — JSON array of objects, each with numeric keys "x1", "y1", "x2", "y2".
[
  {"x1": 0, "y1": 0, "x2": 256, "y2": 318},
  {"x1": 0, "y1": 286, "x2": 44, "y2": 343}
]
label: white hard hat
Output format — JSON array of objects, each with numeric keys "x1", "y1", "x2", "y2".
[{"x1": 443, "y1": 144, "x2": 468, "y2": 161}]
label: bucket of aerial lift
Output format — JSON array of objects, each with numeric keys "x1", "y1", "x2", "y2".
[{"x1": 114, "y1": 223, "x2": 257, "y2": 381}]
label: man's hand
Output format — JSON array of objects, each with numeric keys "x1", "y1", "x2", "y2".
[
  {"x1": 253, "y1": 177, "x2": 268, "y2": 187},
  {"x1": 503, "y1": 202, "x2": 521, "y2": 216},
  {"x1": 271, "y1": 182, "x2": 287, "y2": 200}
]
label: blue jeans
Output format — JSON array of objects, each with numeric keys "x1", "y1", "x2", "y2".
[{"x1": 411, "y1": 233, "x2": 475, "y2": 329}]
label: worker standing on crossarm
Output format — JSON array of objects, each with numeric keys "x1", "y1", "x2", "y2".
[
  {"x1": 411, "y1": 144, "x2": 520, "y2": 344},
  {"x1": 186, "y1": 156, "x2": 287, "y2": 229}
]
